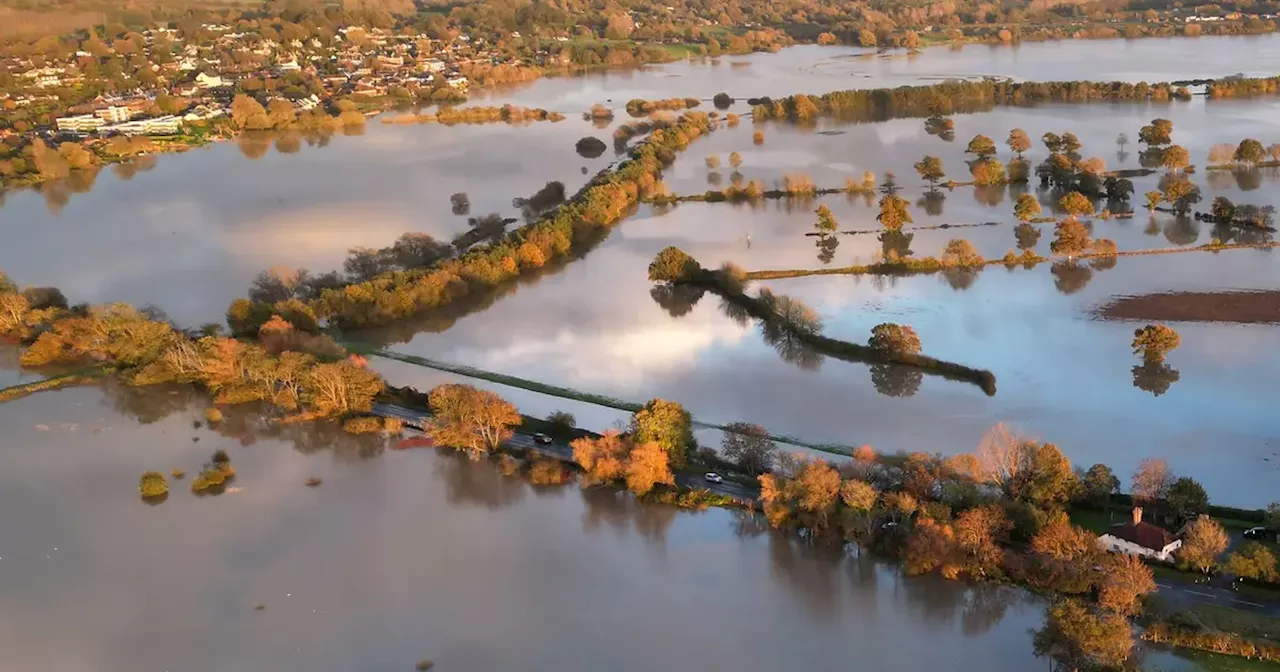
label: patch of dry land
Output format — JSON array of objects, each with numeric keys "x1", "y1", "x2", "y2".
[{"x1": 1096, "y1": 290, "x2": 1280, "y2": 324}]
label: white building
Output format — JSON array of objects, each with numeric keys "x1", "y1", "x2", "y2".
[
  {"x1": 104, "y1": 115, "x2": 183, "y2": 136},
  {"x1": 194, "y1": 72, "x2": 226, "y2": 88},
  {"x1": 1097, "y1": 507, "x2": 1182, "y2": 563},
  {"x1": 95, "y1": 105, "x2": 135, "y2": 123},
  {"x1": 55, "y1": 114, "x2": 105, "y2": 133}
]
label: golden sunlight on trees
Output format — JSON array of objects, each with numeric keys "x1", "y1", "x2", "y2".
[
  {"x1": 426, "y1": 383, "x2": 521, "y2": 460},
  {"x1": 1132, "y1": 324, "x2": 1180, "y2": 363},
  {"x1": 629, "y1": 398, "x2": 694, "y2": 469},
  {"x1": 1178, "y1": 515, "x2": 1229, "y2": 575}
]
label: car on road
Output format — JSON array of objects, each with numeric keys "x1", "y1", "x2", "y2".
[
  {"x1": 1243, "y1": 526, "x2": 1274, "y2": 541},
  {"x1": 533, "y1": 433, "x2": 553, "y2": 445},
  {"x1": 704, "y1": 472, "x2": 723, "y2": 484}
]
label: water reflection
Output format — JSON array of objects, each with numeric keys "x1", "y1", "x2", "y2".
[
  {"x1": 1050, "y1": 261, "x2": 1093, "y2": 295},
  {"x1": 917, "y1": 191, "x2": 945, "y2": 216},
  {"x1": 650, "y1": 282, "x2": 706, "y2": 318},
  {"x1": 815, "y1": 235, "x2": 840, "y2": 265},
  {"x1": 435, "y1": 451, "x2": 528, "y2": 510},
  {"x1": 942, "y1": 266, "x2": 982, "y2": 291},
  {"x1": 870, "y1": 363, "x2": 923, "y2": 398},
  {"x1": 1162, "y1": 216, "x2": 1200, "y2": 245},
  {"x1": 1132, "y1": 360, "x2": 1181, "y2": 396},
  {"x1": 580, "y1": 486, "x2": 678, "y2": 546},
  {"x1": 879, "y1": 230, "x2": 915, "y2": 259}
]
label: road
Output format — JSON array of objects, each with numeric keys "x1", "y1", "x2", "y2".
[
  {"x1": 1155, "y1": 576, "x2": 1280, "y2": 617},
  {"x1": 373, "y1": 403, "x2": 759, "y2": 501}
]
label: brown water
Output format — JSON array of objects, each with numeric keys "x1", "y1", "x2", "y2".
[{"x1": 0, "y1": 386, "x2": 1058, "y2": 671}]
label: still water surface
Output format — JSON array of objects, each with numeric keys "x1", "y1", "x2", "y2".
[{"x1": 0, "y1": 387, "x2": 1054, "y2": 671}]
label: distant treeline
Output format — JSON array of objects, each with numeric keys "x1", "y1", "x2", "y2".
[{"x1": 750, "y1": 79, "x2": 1204, "y2": 123}]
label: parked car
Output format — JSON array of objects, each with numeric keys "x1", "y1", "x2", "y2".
[
  {"x1": 1243, "y1": 526, "x2": 1274, "y2": 541},
  {"x1": 704, "y1": 472, "x2": 723, "y2": 484},
  {"x1": 533, "y1": 433, "x2": 553, "y2": 445}
]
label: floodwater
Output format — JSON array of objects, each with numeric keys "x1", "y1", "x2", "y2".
[
  {"x1": 0, "y1": 386, "x2": 1053, "y2": 671},
  {"x1": 1, "y1": 35, "x2": 1275, "y2": 670}
]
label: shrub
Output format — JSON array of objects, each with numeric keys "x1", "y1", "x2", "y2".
[
  {"x1": 205, "y1": 407, "x2": 224, "y2": 423},
  {"x1": 941, "y1": 239, "x2": 984, "y2": 267},
  {"x1": 170, "y1": 468, "x2": 185, "y2": 479},
  {"x1": 343, "y1": 416, "x2": 384, "y2": 434},
  {"x1": 752, "y1": 129, "x2": 764, "y2": 145},
  {"x1": 139, "y1": 471, "x2": 168, "y2": 498}
]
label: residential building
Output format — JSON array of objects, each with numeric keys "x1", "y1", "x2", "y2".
[
  {"x1": 55, "y1": 114, "x2": 106, "y2": 133},
  {"x1": 95, "y1": 106, "x2": 135, "y2": 123},
  {"x1": 195, "y1": 72, "x2": 227, "y2": 88},
  {"x1": 104, "y1": 115, "x2": 183, "y2": 136},
  {"x1": 1097, "y1": 507, "x2": 1182, "y2": 563},
  {"x1": 422, "y1": 58, "x2": 446, "y2": 73}
]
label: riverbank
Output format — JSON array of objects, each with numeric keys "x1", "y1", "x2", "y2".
[
  {"x1": 1097, "y1": 290, "x2": 1280, "y2": 324},
  {"x1": 0, "y1": 365, "x2": 112, "y2": 403}
]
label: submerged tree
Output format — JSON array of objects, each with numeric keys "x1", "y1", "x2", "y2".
[
  {"x1": 1132, "y1": 324, "x2": 1180, "y2": 363},
  {"x1": 914, "y1": 155, "x2": 945, "y2": 189}
]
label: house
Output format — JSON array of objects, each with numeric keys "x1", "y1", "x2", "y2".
[
  {"x1": 421, "y1": 58, "x2": 446, "y2": 73},
  {"x1": 194, "y1": 72, "x2": 226, "y2": 88},
  {"x1": 1098, "y1": 507, "x2": 1182, "y2": 563}
]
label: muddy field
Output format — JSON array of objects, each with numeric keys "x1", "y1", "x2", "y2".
[{"x1": 1097, "y1": 290, "x2": 1280, "y2": 324}]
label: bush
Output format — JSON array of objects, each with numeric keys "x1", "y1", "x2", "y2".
[
  {"x1": 575, "y1": 136, "x2": 607, "y2": 158},
  {"x1": 205, "y1": 407, "x2": 224, "y2": 423},
  {"x1": 139, "y1": 471, "x2": 168, "y2": 498},
  {"x1": 343, "y1": 416, "x2": 384, "y2": 434}
]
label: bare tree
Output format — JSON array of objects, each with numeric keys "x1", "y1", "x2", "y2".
[
  {"x1": 1130, "y1": 457, "x2": 1173, "y2": 505},
  {"x1": 721, "y1": 422, "x2": 776, "y2": 476},
  {"x1": 976, "y1": 423, "x2": 1029, "y2": 494}
]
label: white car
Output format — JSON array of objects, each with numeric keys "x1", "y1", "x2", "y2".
[
  {"x1": 533, "y1": 433, "x2": 553, "y2": 445},
  {"x1": 704, "y1": 472, "x2": 724, "y2": 484}
]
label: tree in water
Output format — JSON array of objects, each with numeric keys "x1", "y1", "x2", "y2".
[
  {"x1": 1132, "y1": 324, "x2": 1180, "y2": 363},
  {"x1": 1007, "y1": 128, "x2": 1031, "y2": 157},
  {"x1": 1014, "y1": 193, "x2": 1041, "y2": 222},
  {"x1": 914, "y1": 155, "x2": 945, "y2": 189}
]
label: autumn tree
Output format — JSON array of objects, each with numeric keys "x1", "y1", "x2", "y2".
[
  {"x1": 914, "y1": 155, "x2": 945, "y2": 189},
  {"x1": 721, "y1": 422, "x2": 776, "y2": 476},
  {"x1": 1042, "y1": 132, "x2": 1064, "y2": 154},
  {"x1": 630, "y1": 398, "x2": 694, "y2": 469},
  {"x1": 1223, "y1": 542, "x2": 1280, "y2": 582},
  {"x1": 1009, "y1": 442, "x2": 1078, "y2": 510},
  {"x1": 1161, "y1": 175, "x2": 1201, "y2": 214},
  {"x1": 1138, "y1": 118, "x2": 1173, "y2": 147},
  {"x1": 1161, "y1": 144, "x2": 1190, "y2": 172},
  {"x1": 1235, "y1": 138, "x2": 1266, "y2": 164},
  {"x1": 969, "y1": 158, "x2": 1006, "y2": 186},
  {"x1": 1058, "y1": 192, "x2": 1094, "y2": 217},
  {"x1": 1007, "y1": 128, "x2": 1032, "y2": 157},
  {"x1": 1098, "y1": 554, "x2": 1156, "y2": 615},
  {"x1": 941, "y1": 239, "x2": 983, "y2": 267},
  {"x1": 1014, "y1": 194, "x2": 1041, "y2": 222},
  {"x1": 648, "y1": 246, "x2": 700, "y2": 283},
  {"x1": 426, "y1": 384, "x2": 520, "y2": 460},
  {"x1": 814, "y1": 204, "x2": 838, "y2": 237},
  {"x1": 1165, "y1": 476, "x2": 1208, "y2": 522},
  {"x1": 1179, "y1": 515, "x2": 1229, "y2": 575},
  {"x1": 868, "y1": 323, "x2": 921, "y2": 353},
  {"x1": 1132, "y1": 324, "x2": 1180, "y2": 363},
  {"x1": 1144, "y1": 190, "x2": 1162, "y2": 210},
  {"x1": 1034, "y1": 600, "x2": 1133, "y2": 671},
  {"x1": 876, "y1": 194, "x2": 913, "y2": 230},
  {"x1": 625, "y1": 441, "x2": 674, "y2": 495},
  {"x1": 966, "y1": 134, "x2": 997, "y2": 159},
  {"x1": 231, "y1": 94, "x2": 269, "y2": 130},
  {"x1": 1049, "y1": 218, "x2": 1091, "y2": 257},
  {"x1": 572, "y1": 430, "x2": 628, "y2": 484}
]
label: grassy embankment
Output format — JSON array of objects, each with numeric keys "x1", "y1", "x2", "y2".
[
  {"x1": 0, "y1": 365, "x2": 114, "y2": 403},
  {"x1": 743, "y1": 240, "x2": 1280, "y2": 282},
  {"x1": 351, "y1": 344, "x2": 871, "y2": 459}
]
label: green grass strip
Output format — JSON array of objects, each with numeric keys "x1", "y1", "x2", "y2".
[{"x1": 351, "y1": 344, "x2": 857, "y2": 458}]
